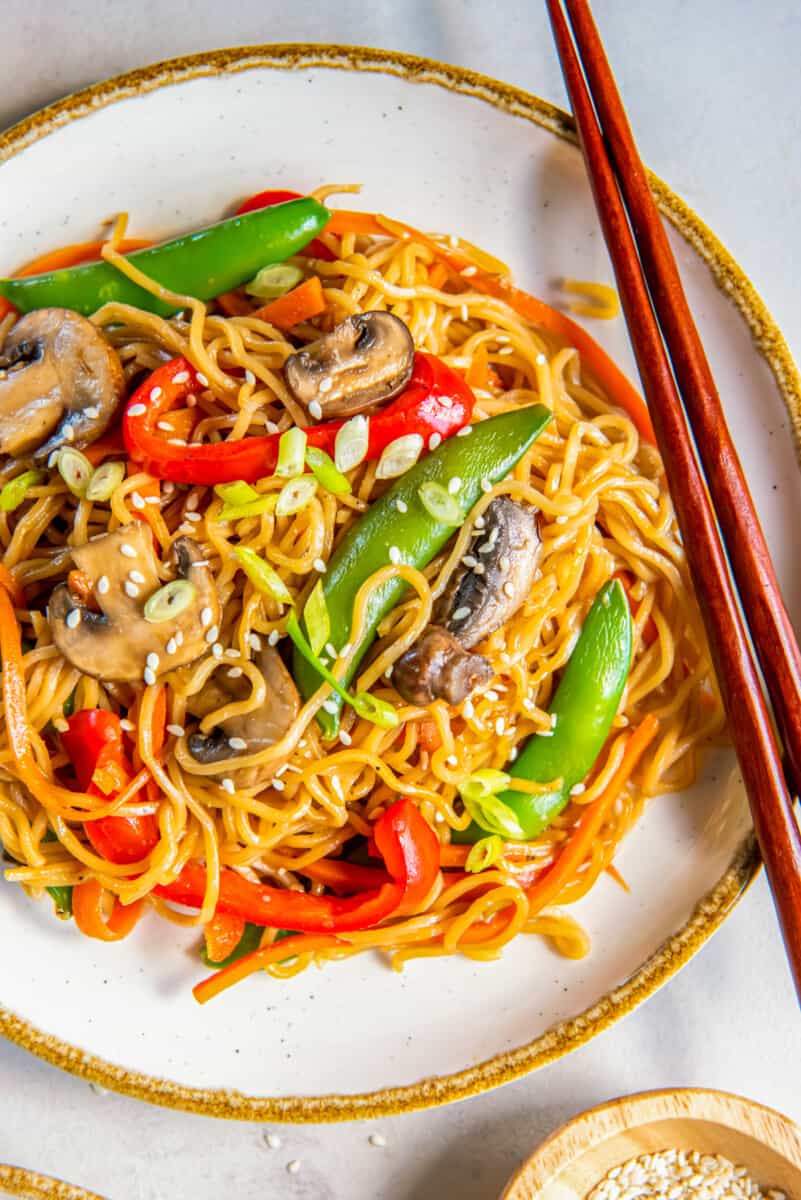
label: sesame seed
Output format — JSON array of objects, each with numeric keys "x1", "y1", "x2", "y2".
[
  {"x1": 53, "y1": 716, "x2": 69, "y2": 733},
  {"x1": 166, "y1": 638, "x2": 177, "y2": 655},
  {"x1": 389, "y1": 546, "x2": 402, "y2": 565},
  {"x1": 120, "y1": 543, "x2": 137, "y2": 558},
  {"x1": 196, "y1": 372, "x2": 209, "y2": 387},
  {"x1": 272, "y1": 777, "x2": 286, "y2": 792},
  {"x1": 131, "y1": 491, "x2": 145, "y2": 510},
  {"x1": 245, "y1": 369, "x2": 256, "y2": 386},
  {"x1": 48, "y1": 450, "x2": 59, "y2": 467},
  {"x1": 503, "y1": 581, "x2": 515, "y2": 598},
  {"x1": 174, "y1": 630, "x2": 184, "y2": 646},
  {"x1": 120, "y1": 719, "x2": 135, "y2": 733},
  {"x1": 428, "y1": 433, "x2": 442, "y2": 451},
  {"x1": 481, "y1": 478, "x2": 492, "y2": 494},
  {"x1": 150, "y1": 386, "x2": 163, "y2": 402},
  {"x1": 395, "y1": 498, "x2": 408, "y2": 513},
  {"x1": 228, "y1": 736, "x2": 248, "y2": 750},
  {"x1": 318, "y1": 377, "x2": 333, "y2": 394},
  {"x1": 65, "y1": 608, "x2": 81, "y2": 629},
  {"x1": 447, "y1": 476, "x2": 462, "y2": 495},
  {"x1": 474, "y1": 514, "x2": 486, "y2": 528},
  {"x1": 145, "y1": 495, "x2": 161, "y2": 505},
  {"x1": 385, "y1": 664, "x2": 394, "y2": 678},
  {"x1": 200, "y1": 607, "x2": 213, "y2": 627},
  {"x1": 221, "y1": 778, "x2": 235, "y2": 794},
  {"x1": 186, "y1": 493, "x2": 199, "y2": 511},
  {"x1": 452, "y1": 605, "x2": 471, "y2": 622},
  {"x1": 263, "y1": 1132, "x2": 282, "y2": 1149},
  {"x1": 129, "y1": 569, "x2": 146, "y2": 585},
  {"x1": 184, "y1": 511, "x2": 201, "y2": 523},
  {"x1": 63, "y1": 425, "x2": 75, "y2": 442},
  {"x1": 322, "y1": 699, "x2": 339, "y2": 714},
  {"x1": 498, "y1": 346, "x2": 514, "y2": 356},
  {"x1": 478, "y1": 541, "x2": 493, "y2": 556},
  {"x1": 484, "y1": 689, "x2": 499, "y2": 701},
  {"x1": 265, "y1": 420, "x2": 280, "y2": 434},
  {"x1": 212, "y1": 643, "x2": 223, "y2": 658},
  {"x1": 249, "y1": 632, "x2": 262, "y2": 651},
  {"x1": 325, "y1": 642, "x2": 337, "y2": 658},
  {"x1": 156, "y1": 421, "x2": 173, "y2": 432},
  {"x1": 369, "y1": 1133, "x2": 387, "y2": 1148},
  {"x1": 308, "y1": 399, "x2": 323, "y2": 420},
  {"x1": 268, "y1": 630, "x2": 280, "y2": 647},
  {"x1": 205, "y1": 625, "x2": 219, "y2": 644},
  {"x1": 537, "y1": 729, "x2": 555, "y2": 738},
  {"x1": 462, "y1": 555, "x2": 478, "y2": 568},
  {"x1": 499, "y1": 555, "x2": 511, "y2": 572},
  {"x1": 340, "y1": 642, "x2": 353, "y2": 656},
  {"x1": 495, "y1": 717, "x2": 506, "y2": 735},
  {"x1": 143, "y1": 666, "x2": 156, "y2": 686},
  {"x1": 461, "y1": 266, "x2": 477, "y2": 277},
  {"x1": 439, "y1": 395, "x2": 453, "y2": 408},
  {"x1": 313, "y1": 558, "x2": 327, "y2": 573},
  {"x1": 127, "y1": 403, "x2": 147, "y2": 417},
  {"x1": 286, "y1": 1161, "x2": 301, "y2": 1176},
  {"x1": 227, "y1": 667, "x2": 243, "y2": 678},
  {"x1": 463, "y1": 699, "x2": 474, "y2": 718},
  {"x1": 225, "y1": 648, "x2": 240, "y2": 658},
  {"x1": 473, "y1": 563, "x2": 485, "y2": 576},
  {"x1": 570, "y1": 782, "x2": 586, "y2": 795},
  {"x1": 124, "y1": 581, "x2": 140, "y2": 598},
  {"x1": 456, "y1": 425, "x2": 473, "y2": 437},
  {"x1": 446, "y1": 754, "x2": 458, "y2": 766},
  {"x1": 339, "y1": 729, "x2": 352, "y2": 746},
  {"x1": 460, "y1": 304, "x2": 469, "y2": 322},
  {"x1": 172, "y1": 371, "x2": 190, "y2": 384},
  {"x1": 166, "y1": 724, "x2": 185, "y2": 738},
  {"x1": 551, "y1": 712, "x2": 558, "y2": 728},
  {"x1": 167, "y1": 438, "x2": 186, "y2": 447},
  {"x1": 146, "y1": 652, "x2": 160, "y2": 670}
]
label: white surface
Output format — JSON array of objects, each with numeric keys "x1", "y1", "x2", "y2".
[{"x1": 1, "y1": 1, "x2": 800, "y2": 1197}]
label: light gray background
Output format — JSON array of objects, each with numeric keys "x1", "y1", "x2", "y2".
[{"x1": 1, "y1": 3, "x2": 799, "y2": 1197}]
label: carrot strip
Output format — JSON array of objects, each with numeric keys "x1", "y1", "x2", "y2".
[
  {"x1": 465, "y1": 342, "x2": 491, "y2": 390},
  {"x1": 614, "y1": 569, "x2": 657, "y2": 646},
  {"x1": 0, "y1": 564, "x2": 25, "y2": 609},
  {"x1": 215, "y1": 289, "x2": 253, "y2": 317},
  {"x1": 605, "y1": 862, "x2": 630, "y2": 892},
  {"x1": 252, "y1": 276, "x2": 326, "y2": 329},
  {"x1": 428, "y1": 262, "x2": 449, "y2": 290},
  {"x1": 73, "y1": 878, "x2": 144, "y2": 941},
  {"x1": 0, "y1": 238, "x2": 151, "y2": 321},
  {"x1": 204, "y1": 912, "x2": 247, "y2": 963},
  {"x1": 194, "y1": 934, "x2": 342, "y2": 1004},
  {"x1": 83, "y1": 429, "x2": 126, "y2": 466},
  {"x1": 526, "y1": 714, "x2": 659, "y2": 916}
]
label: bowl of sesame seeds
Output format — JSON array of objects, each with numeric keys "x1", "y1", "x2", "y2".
[{"x1": 501, "y1": 1090, "x2": 801, "y2": 1200}]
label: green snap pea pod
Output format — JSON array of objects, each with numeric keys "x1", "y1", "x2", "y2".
[
  {"x1": 293, "y1": 405, "x2": 553, "y2": 737},
  {"x1": 46, "y1": 885, "x2": 73, "y2": 918},
  {"x1": 454, "y1": 578, "x2": 633, "y2": 843},
  {"x1": 0, "y1": 198, "x2": 330, "y2": 318}
]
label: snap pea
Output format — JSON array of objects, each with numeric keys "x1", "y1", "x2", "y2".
[
  {"x1": 46, "y1": 885, "x2": 73, "y2": 918},
  {"x1": 454, "y1": 578, "x2": 632, "y2": 842},
  {"x1": 0, "y1": 198, "x2": 330, "y2": 318},
  {"x1": 292, "y1": 404, "x2": 552, "y2": 737}
]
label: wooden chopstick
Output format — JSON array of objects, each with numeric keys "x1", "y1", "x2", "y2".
[
  {"x1": 546, "y1": 0, "x2": 801, "y2": 1000},
  {"x1": 562, "y1": 0, "x2": 801, "y2": 807}
]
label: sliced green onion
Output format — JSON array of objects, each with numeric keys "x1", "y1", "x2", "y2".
[
  {"x1": 286, "y1": 610, "x2": 399, "y2": 730},
  {"x1": 0, "y1": 469, "x2": 44, "y2": 511},
  {"x1": 459, "y1": 769, "x2": 524, "y2": 839},
  {"x1": 275, "y1": 475, "x2": 317, "y2": 517},
  {"x1": 375, "y1": 434, "x2": 424, "y2": 480},
  {"x1": 234, "y1": 546, "x2": 293, "y2": 605},
  {"x1": 85, "y1": 460, "x2": 125, "y2": 502},
  {"x1": 465, "y1": 834, "x2": 504, "y2": 874},
  {"x1": 334, "y1": 415, "x2": 369, "y2": 473},
  {"x1": 214, "y1": 480, "x2": 260, "y2": 507},
  {"x1": 276, "y1": 427, "x2": 307, "y2": 478},
  {"x1": 418, "y1": 480, "x2": 463, "y2": 526},
  {"x1": 56, "y1": 447, "x2": 93, "y2": 498},
  {"x1": 143, "y1": 579, "x2": 198, "y2": 623},
  {"x1": 245, "y1": 263, "x2": 304, "y2": 300},
  {"x1": 304, "y1": 579, "x2": 330, "y2": 655},
  {"x1": 305, "y1": 446, "x2": 351, "y2": 495},
  {"x1": 218, "y1": 494, "x2": 278, "y2": 522}
]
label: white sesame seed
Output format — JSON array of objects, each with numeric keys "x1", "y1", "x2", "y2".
[
  {"x1": 322, "y1": 699, "x2": 339, "y2": 714},
  {"x1": 221, "y1": 778, "x2": 235, "y2": 794},
  {"x1": 461, "y1": 555, "x2": 478, "y2": 568},
  {"x1": 503, "y1": 581, "x2": 515, "y2": 598},
  {"x1": 63, "y1": 425, "x2": 75, "y2": 442},
  {"x1": 249, "y1": 632, "x2": 262, "y2": 651},
  {"x1": 228, "y1": 736, "x2": 248, "y2": 750},
  {"x1": 339, "y1": 729, "x2": 352, "y2": 746},
  {"x1": 272, "y1": 777, "x2": 286, "y2": 792},
  {"x1": 428, "y1": 432, "x2": 442, "y2": 451},
  {"x1": 149, "y1": 386, "x2": 163, "y2": 402},
  {"x1": 196, "y1": 372, "x2": 209, "y2": 387},
  {"x1": 184, "y1": 511, "x2": 201, "y2": 523},
  {"x1": 439, "y1": 395, "x2": 453, "y2": 408},
  {"x1": 446, "y1": 754, "x2": 458, "y2": 766},
  {"x1": 452, "y1": 605, "x2": 471, "y2": 622},
  {"x1": 53, "y1": 716, "x2": 70, "y2": 733},
  {"x1": 340, "y1": 642, "x2": 353, "y2": 657},
  {"x1": 167, "y1": 438, "x2": 186, "y2": 447},
  {"x1": 484, "y1": 689, "x2": 499, "y2": 701},
  {"x1": 324, "y1": 642, "x2": 337, "y2": 658},
  {"x1": 227, "y1": 667, "x2": 243, "y2": 679},
  {"x1": 129, "y1": 569, "x2": 146, "y2": 585},
  {"x1": 474, "y1": 514, "x2": 485, "y2": 528},
  {"x1": 369, "y1": 1133, "x2": 387, "y2": 1148},
  {"x1": 463, "y1": 699, "x2": 474, "y2": 718},
  {"x1": 245, "y1": 369, "x2": 256, "y2": 386},
  {"x1": 263, "y1": 1132, "x2": 282, "y2": 1150},
  {"x1": 551, "y1": 712, "x2": 558, "y2": 728},
  {"x1": 266, "y1": 420, "x2": 280, "y2": 434},
  {"x1": 313, "y1": 557, "x2": 327, "y2": 573},
  {"x1": 130, "y1": 491, "x2": 145, "y2": 510},
  {"x1": 143, "y1": 666, "x2": 157, "y2": 686},
  {"x1": 84, "y1": 405, "x2": 100, "y2": 419},
  {"x1": 48, "y1": 450, "x2": 60, "y2": 467},
  {"x1": 447, "y1": 476, "x2": 462, "y2": 495},
  {"x1": 286, "y1": 1161, "x2": 301, "y2": 1176},
  {"x1": 172, "y1": 371, "x2": 190, "y2": 384},
  {"x1": 212, "y1": 643, "x2": 223, "y2": 658},
  {"x1": 389, "y1": 546, "x2": 402, "y2": 565},
  {"x1": 481, "y1": 478, "x2": 492, "y2": 493},
  {"x1": 499, "y1": 555, "x2": 511, "y2": 572},
  {"x1": 268, "y1": 630, "x2": 280, "y2": 647},
  {"x1": 146, "y1": 652, "x2": 160, "y2": 671},
  {"x1": 166, "y1": 724, "x2": 185, "y2": 738},
  {"x1": 174, "y1": 630, "x2": 184, "y2": 646},
  {"x1": 536, "y1": 353, "x2": 547, "y2": 366},
  {"x1": 145, "y1": 494, "x2": 161, "y2": 505},
  {"x1": 395, "y1": 497, "x2": 408, "y2": 513},
  {"x1": 127, "y1": 403, "x2": 147, "y2": 417},
  {"x1": 120, "y1": 719, "x2": 135, "y2": 733},
  {"x1": 225, "y1": 648, "x2": 240, "y2": 658},
  {"x1": 308, "y1": 399, "x2": 323, "y2": 420},
  {"x1": 65, "y1": 608, "x2": 81, "y2": 629},
  {"x1": 165, "y1": 638, "x2": 178, "y2": 656},
  {"x1": 120, "y1": 543, "x2": 137, "y2": 558},
  {"x1": 186, "y1": 492, "x2": 200, "y2": 511},
  {"x1": 460, "y1": 304, "x2": 469, "y2": 322},
  {"x1": 473, "y1": 563, "x2": 485, "y2": 576},
  {"x1": 205, "y1": 625, "x2": 219, "y2": 644},
  {"x1": 537, "y1": 729, "x2": 554, "y2": 738},
  {"x1": 124, "y1": 581, "x2": 140, "y2": 598},
  {"x1": 156, "y1": 421, "x2": 173, "y2": 432},
  {"x1": 456, "y1": 425, "x2": 473, "y2": 436},
  {"x1": 495, "y1": 717, "x2": 506, "y2": 735},
  {"x1": 200, "y1": 606, "x2": 213, "y2": 627},
  {"x1": 385, "y1": 664, "x2": 393, "y2": 679},
  {"x1": 498, "y1": 346, "x2": 514, "y2": 356}
]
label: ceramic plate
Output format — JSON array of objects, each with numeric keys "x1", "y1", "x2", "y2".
[{"x1": 1, "y1": 46, "x2": 798, "y2": 1122}]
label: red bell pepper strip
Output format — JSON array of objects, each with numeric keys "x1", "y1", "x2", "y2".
[
  {"x1": 154, "y1": 797, "x2": 440, "y2": 933},
  {"x1": 123, "y1": 351, "x2": 474, "y2": 486},
  {"x1": 235, "y1": 189, "x2": 335, "y2": 260},
  {"x1": 61, "y1": 709, "x2": 159, "y2": 866}
]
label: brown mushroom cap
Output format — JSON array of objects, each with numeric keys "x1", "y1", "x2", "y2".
[
  {"x1": 284, "y1": 311, "x2": 414, "y2": 418},
  {"x1": 392, "y1": 625, "x2": 493, "y2": 706},
  {"x1": 185, "y1": 644, "x2": 300, "y2": 786},
  {"x1": 0, "y1": 308, "x2": 124, "y2": 460},
  {"x1": 49, "y1": 524, "x2": 220, "y2": 683}
]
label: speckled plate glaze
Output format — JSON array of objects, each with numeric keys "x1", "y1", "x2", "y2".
[{"x1": 1, "y1": 46, "x2": 799, "y2": 1123}]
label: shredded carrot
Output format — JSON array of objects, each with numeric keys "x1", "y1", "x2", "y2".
[
  {"x1": 72, "y1": 878, "x2": 144, "y2": 942},
  {"x1": 0, "y1": 563, "x2": 25, "y2": 609},
  {"x1": 417, "y1": 717, "x2": 442, "y2": 754},
  {"x1": 194, "y1": 934, "x2": 342, "y2": 1004},
  {"x1": 252, "y1": 276, "x2": 326, "y2": 329},
  {"x1": 526, "y1": 714, "x2": 659, "y2": 916},
  {"x1": 66, "y1": 569, "x2": 97, "y2": 610},
  {"x1": 613, "y1": 569, "x2": 658, "y2": 647},
  {"x1": 83, "y1": 430, "x2": 126, "y2": 466},
  {"x1": 0, "y1": 237, "x2": 151, "y2": 322},
  {"x1": 465, "y1": 342, "x2": 491, "y2": 390},
  {"x1": 605, "y1": 862, "x2": 630, "y2": 892},
  {"x1": 324, "y1": 210, "x2": 386, "y2": 238},
  {"x1": 428, "y1": 262, "x2": 449, "y2": 290},
  {"x1": 204, "y1": 912, "x2": 247, "y2": 963},
  {"x1": 215, "y1": 289, "x2": 253, "y2": 318}
]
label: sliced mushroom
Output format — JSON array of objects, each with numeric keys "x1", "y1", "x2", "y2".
[
  {"x1": 284, "y1": 311, "x2": 414, "y2": 418},
  {"x1": 394, "y1": 498, "x2": 541, "y2": 706},
  {"x1": 185, "y1": 645, "x2": 300, "y2": 786},
  {"x1": 0, "y1": 308, "x2": 124, "y2": 460},
  {"x1": 49, "y1": 523, "x2": 219, "y2": 682}
]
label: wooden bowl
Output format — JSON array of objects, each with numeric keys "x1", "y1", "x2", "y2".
[{"x1": 502, "y1": 1089, "x2": 801, "y2": 1199}]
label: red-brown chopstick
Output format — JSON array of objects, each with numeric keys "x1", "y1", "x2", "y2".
[
  {"x1": 546, "y1": 0, "x2": 801, "y2": 1001},
  {"x1": 562, "y1": 0, "x2": 801, "y2": 806}
]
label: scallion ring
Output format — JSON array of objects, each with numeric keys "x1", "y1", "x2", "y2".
[
  {"x1": 56, "y1": 448, "x2": 94, "y2": 498},
  {"x1": 375, "y1": 433, "x2": 424, "y2": 480},
  {"x1": 85, "y1": 460, "x2": 125, "y2": 502},
  {"x1": 418, "y1": 480, "x2": 462, "y2": 525},
  {"x1": 334, "y1": 414, "x2": 369, "y2": 473},
  {"x1": 143, "y1": 579, "x2": 198, "y2": 623},
  {"x1": 245, "y1": 263, "x2": 304, "y2": 300},
  {"x1": 276, "y1": 427, "x2": 307, "y2": 478},
  {"x1": 275, "y1": 475, "x2": 317, "y2": 517},
  {"x1": 465, "y1": 834, "x2": 504, "y2": 874}
]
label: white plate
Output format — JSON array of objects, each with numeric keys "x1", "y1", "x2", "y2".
[{"x1": 1, "y1": 46, "x2": 798, "y2": 1122}]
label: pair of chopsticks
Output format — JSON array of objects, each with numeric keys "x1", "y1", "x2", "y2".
[{"x1": 546, "y1": 0, "x2": 801, "y2": 1000}]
